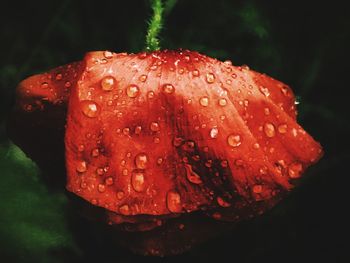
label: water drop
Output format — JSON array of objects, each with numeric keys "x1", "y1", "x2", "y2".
[
  {"x1": 119, "y1": 204, "x2": 130, "y2": 215},
  {"x1": 227, "y1": 134, "x2": 242, "y2": 147},
  {"x1": 218, "y1": 98, "x2": 227, "y2": 106},
  {"x1": 122, "y1": 168, "x2": 128, "y2": 176},
  {"x1": 185, "y1": 164, "x2": 202, "y2": 184},
  {"x1": 157, "y1": 157, "x2": 163, "y2": 165},
  {"x1": 162, "y1": 83, "x2": 175, "y2": 94},
  {"x1": 105, "y1": 177, "x2": 114, "y2": 186},
  {"x1": 91, "y1": 148, "x2": 99, "y2": 157},
  {"x1": 206, "y1": 73, "x2": 215, "y2": 83},
  {"x1": 126, "y1": 84, "x2": 140, "y2": 98},
  {"x1": 259, "y1": 86, "x2": 270, "y2": 97},
  {"x1": 264, "y1": 123, "x2": 276, "y2": 138},
  {"x1": 153, "y1": 137, "x2": 160, "y2": 143},
  {"x1": 116, "y1": 191, "x2": 125, "y2": 200},
  {"x1": 80, "y1": 181, "x2": 87, "y2": 189},
  {"x1": 192, "y1": 69, "x2": 200, "y2": 77},
  {"x1": 200, "y1": 96, "x2": 209, "y2": 107},
  {"x1": 131, "y1": 170, "x2": 146, "y2": 192},
  {"x1": 78, "y1": 144, "x2": 85, "y2": 152},
  {"x1": 41, "y1": 82, "x2": 49, "y2": 89},
  {"x1": 134, "y1": 126, "x2": 142, "y2": 135},
  {"x1": 288, "y1": 162, "x2": 303, "y2": 178},
  {"x1": 147, "y1": 91, "x2": 155, "y2": 99},
  {"x1": 166, "y1": 190, "x2": 182, "y2": 213},
  {"x1": 101, "y1": 76, "x2": 116, "y2": 91},
  {"x1": 221, "y1": 160, "x2": 228, "y2": 168},
  {"x1": 81, "y1": 100, "x2": 100, "y2": 118},
  {"x1": 210, "y1": 127, "x2": 218, "y2": 138},
  {"x1": 55, "y1": 73, "x2": 62, "y2": 80},
  {"x1": 98, "y1": 183, "x2": 106, "y2": 193},
  {"x1": 103, "y1": 51, "x2": 113, "y2": 59},
  {"x1": 264, "y1": 108, "x2": 270, "y2": 115},
  {"x1": 278, "y1": 124, "x2": 288, "y2": 134},
  {"x1": 139, "y1": 74, "x2": 147, "y2": 82},
  {"x1": 135, "y1": 153, "x2": 148, "y2": 169},
  {"x1": 76, "y1": 161, "x2": 87, "y2": 173},
  {"x1": 217, "y1": 196, "x2": 231, "y2": 207},
  {"x1": 252, "y1": 184, "x2": 263, "y2": 194},
  {"x1": 150, "y1": 122, "x2": 160, "y2": 132},
  {"x1": 173, "y1": 137, "x2": 184, "y2": 147},
  {"x1": 96, "y1": 167, "x2": 104, "y2": 175}
]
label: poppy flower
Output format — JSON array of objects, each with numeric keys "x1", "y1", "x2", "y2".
[{"x1": 9, "y1": 50, "x2": 323, "y2": 256}]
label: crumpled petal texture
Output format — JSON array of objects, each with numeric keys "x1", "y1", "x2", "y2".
[{"x1": 11, "y1": 50, "x2": 323, "y2": 256}]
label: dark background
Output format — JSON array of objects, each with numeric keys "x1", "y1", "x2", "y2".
[{"x1": 0, "y1": 0, "x2": 349, "y2": 262}]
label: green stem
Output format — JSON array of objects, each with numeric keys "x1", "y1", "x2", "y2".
[{"x1": 145, "y1": 0, "x2": 164, "y2": 51}]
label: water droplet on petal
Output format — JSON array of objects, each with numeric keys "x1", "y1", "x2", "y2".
[
  {"x1": 55, "y1": 73, "x2": 62, "y2": 80},
  {"x1": 200, "y1": 96, "x2": 209, "y2": 107},
  {"x1": 253, "y1": 184, "x2": 263, "y2": 194},
  {"x1": 157, "y1": 157, "x2": 163, "y2": 165},
  {"x1": 147, "y1": 91, "x2": 155, "y2": 99},
  {"x1": 227, "y1": 134, "x2": 242, "y2": 147},
  {"x1": 217, "y1": 196, "x2": 231, "y2": 207},
  {"x1": 173, "y1": 137, "x2": 184, "y2": 147},
  {"x1": 221, "y1": 160, "x2": 228, "y2": 168},
  {"x1": 41, "y1": 82, "x2": 49, "y2": 89},
  {"x1": 259, "y1": 86, "x2": 270, "y2": 97},
  {"x1": 81, "y1": 100, "x2": 100, "y2": 118},
  {"x1": 78, "y1": 144, "x2": 85, "y2": 152},
  {"x1": 231, "y1": 73, "x2": 237, "y2": 79},
  {"x1": 166, "y1": 190, "x2": 182, "y2": 213},
  {"x1": 80, "y1": 181, "x2": 87, "y2": 189},
  {"x1": 192, "y1": 69, "x2": 200, "y2": 77},
  {"x1": 278, "y1": 124, "x2": 288, "y2": 134},
  {"x1": 91, "y1": 148, "x2": 99, "y2": 157},
  {"x1": 139, "y1": 74, "x2": 147, "y2": 82},
  {"x1": 210, "y1": 127, "x2": 219, "y2": 138},
  {"x1": 119, "y1": 204, "x2": 131, "y2": 215},
  {"x1": 126, "y1": 84, "x2": 140, "y2": 98},
  {"x1": 105, "y1": 177, "x2": 114, "y2": 186},
  {"x1": 288, "y1": 162, "x2": 303, "y2": 178},
  {"x1": 150, "y1": 122, "x2": 160, "y2": 132},
  {"x1": 76, "y1": 161, "x2": 87, "y2": 173},
  {"x1": 101, "y1": 76, "x2": 116, "y2": 91},
  {"x1": 122, "y1": 168, "x2": 128, "y2": 176},
  {"x1": 96, "y1": 167, "x2": 104, "y2": 175},
  {"x1": 185, "y1": 164, "x2": 202, "y2": 184},
  {"x1": 116, "y1": 191, "x2": 125, "y2": 200},
  {"x1": 253, "y1": 143, "x2": 260, "y2": 149},
  {"x1": 162, "y1": 84, "x2": 175, "y2": 94},
  {"x1": 134, "y1": 125, "x2": 142, "y2": 135},
  {"x1": 218, "y1": 98, "x2": 227, "y2": 106},
  {"x1": 206, "y1": 73, "x2": 215, "y2": 83},
  {"x1": 98, "y1": 183, "x2": 106, "y2": 192},
  {"x1": 64, "y1": 81, "x2": 71, "y2": 88},
  {"x1": 264, "y1": 108, "x2": 270, "y2": 115},
  {"x1": 103, "y1": 51, "x2": 113, "y2": 59},
  {"x1": 135, "y1": 153, "x2": 148, "y2": 169},
  {"x1": 131, "y1": 170, "x2": 146, "y2": 192},
  {"x1": 264, "y1": 123, "x2": 276, "y2": 138}
]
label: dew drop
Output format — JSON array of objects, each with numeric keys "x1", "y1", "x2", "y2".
[
  {"x1": 81, "y1": 100, "x2": 100, "y2": 118},
  {"x1": 131, "y1": 170, "x2": 146, "y2": 192},
  {"x1": 135, "y1": 153, "x2": 148, "y2": 169},
  {"x1": 78, "y1": 144, "x2": 85, "y2": 152},
  {"x1": 157, "y1": 157, "x2": 163, "y2": 165},
  {"x1": 192, "y1": 69, "x2": 200, "y2": 77},
  {"x1": 199, "y1": 96, "x2": 209, "y2": 107},
  {"x1": 173, "y1": 137, "x2": 184, "y2": 147},
  {"x1": 206, "y1": 73, "x2": 215, "y2": 83},
  {"x1": 252, "y1": 184, "x2": 263, "y2": 194},
  {"x1": 264, "y1": 123, "x2": 276, "y2": 138},
  {"x1": 147, "y1": 91, "x2": 155, "y2": 99},
  {"x1": 98, "y1": 183, "x2": 106, "y2": 193},
  {"x1": 278, "y1": 124, "x2": 288, "y2": 134},
  {"x1": 221, "y1": 160, "x2": 228, "y2": 168},
  {"x1": 150, "y1": 122, "x2": 160, "y2": 132},
  {"x1": 76, "y1": 161, "x2": 87, "y2": 173},
  {"x1": 91, "y1": 148, "x2": 99, "y2": 157},
  {"x1": 64, "y1": 81, "x2": 71, "y2": 88},
  {"x1": 218, "y1": 98, "x2": 227, "y2": 106},
  {"x1": 103, "y1": 51, "x2": 113, "y2": 59},
  {"x1": 55, "y1": 73, "x2": 62, "y2": 80},
  {"x1": 162, "y1": 84, "x2": 175, "y2": 94},
  {"x1": 153, "y1": 137, "x2": 160, "y2": 144},
  {"x1": 80, "y1": 181, "x2": 87, "y2": 189},
  {"x1": 101, "y1": 76, "x2": 116, "y2": 91},
  {"x1": 259, "y1": 86, "x2": 270, "y2": 97},
  {"x1": 210, "y1": 127, "x2": 218, "y2": 138},
  {"x1": 217, "y1": 196, "x2": 231, "y2": 207},
  {"x1": 253, "y1": 143, "x2": 260, "y2": 149},
  {"x1": 288, "y1": 162, "x2": 303, "y2": 178},
  {"x1": 227, "y1": 134, "x2": 242, "y2": 147},
  {"x1": 41, "y1": 82, "x2": 49, "y2": 89},
  {"x1": 119, "y1": 204, "x2": 130, "y2": 215},
  {"x1": 139, "y1": 74, "x2": 147, "y2": 82},
  {"x1": 126, "y1": 84, "x2": 140, "y2": 98},
  {"x1": 116, "y1": 191, "x2": 125, "y2": 200},
  {"x1": 122, "y1": 168, "x2": 128, "y2": 176},
  {"x1": 105, "y1": 177, "x2": 114, "y2": 186},
  {"x1": 96, "y1": 167, "x2": 104, "y2": 176},
  {"x1": 166, "y1": 190, "x2": 182, "y2": 213},
  {"x1": 264, "y1": 108, "x2": 270, "y2": 115},
  {"x1": 134, "y1": 125, "x2": 142, "y2": 135},
  {"x1": 185, "y1": 164, "x2": 202, "y2": 184}
]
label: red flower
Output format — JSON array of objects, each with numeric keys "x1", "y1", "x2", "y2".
[{"x1": 10, "y1": 50, "x2": 323, "y2": 255}]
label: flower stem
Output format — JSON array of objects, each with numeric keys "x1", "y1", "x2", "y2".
[{"x1": 145, "y1": 0, "x2": 164, "y2": 51}]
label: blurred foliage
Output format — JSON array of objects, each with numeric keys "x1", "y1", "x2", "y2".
[{"x1": 0, "y1": 0, "x2": 349, "y2": 262}]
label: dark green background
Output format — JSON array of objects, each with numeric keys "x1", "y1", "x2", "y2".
[{"x1": 1, "y1": 0, "x2": 349, "y2": 262}]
